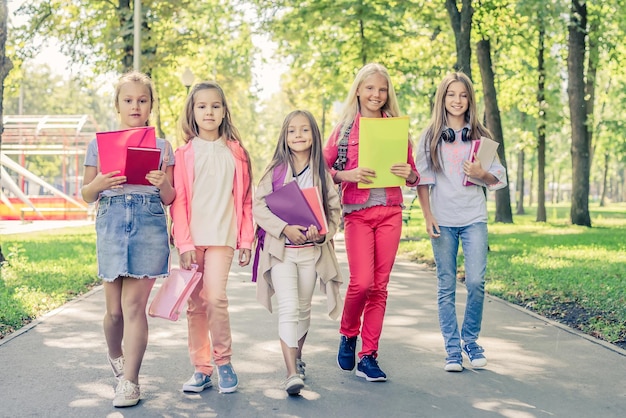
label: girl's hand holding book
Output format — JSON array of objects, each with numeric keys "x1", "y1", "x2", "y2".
[
  {"x1": 145, "y1": 169, "x2": 169, "y2": 188},
  {"x1": 283, "y1": 225, "x2": 308, "y2": 245},
  {"x1": 347, "y1": 167, "x2": 376, "y2": 184},
  {"x1": 390, "y1": 163, "x2": 417, "y2": 182},
  {"x1": 463, "y1": 155, "x2": 486, "y2": 180},
  {"x1": 96, "y1": 170, "x2": 127, "y2": 191},
  {"x1": 305, "y1": 225, "x2": 324, "y2": 243}
]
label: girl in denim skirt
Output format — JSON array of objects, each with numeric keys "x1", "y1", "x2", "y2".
[
  {"x1": 415, "y1": 72, "x2": 507, "y2": 372},
  {"x1": 81, "y1": 71, "x2": 175, "y2": 407},
  {"x1": 170, "y1": 81, "x2": 254, "y2": 395}
]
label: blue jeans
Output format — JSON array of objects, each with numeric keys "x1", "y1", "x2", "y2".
[{"x1": 431, "y1": 222, "x2": 488, "y2": 355}]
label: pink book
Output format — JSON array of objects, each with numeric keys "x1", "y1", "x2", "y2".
[
  {"x1": 96, "y1": 126, "x2": 156, "y2": 175},
  {"x1": 125, "y1": 147, "x2": 160, "y2": 185},
  {"x1": 301, "y1": 186, "x2": 328, "y2": 235},
  {"x1": 148, "y1": 265, "x2": 202, "y2": 321},
  {"x1": 463, "y1": 137, "x2": 499, "y2": 187}
]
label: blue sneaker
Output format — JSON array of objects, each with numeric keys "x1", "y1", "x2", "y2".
[
  {"x1": 217, "y1": 363, "x2": 239, "y2": 393},
  {"x1": 337, "y1": 335, "x2": 357, "y2": 371},
  {"x1": 182, "y1": 372, "x2": 212, "y2": 392},
  {"x1": 462, "y1": 342, "x2": 487, "y2": 367},
  {"x1": 355, "y1": 354, "x2": 387, "y2": 382},
  {"x1": 444, "y1": 353, "x2": 463, "y2": 372}
]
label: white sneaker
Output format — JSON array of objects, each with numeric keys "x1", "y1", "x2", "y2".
[
  {"x1": 113, "y1": 379, "x2": 140, "y2": 407},
  {"x1": 283, "y1": 375, "x2": 304, "y2": 396},
  {"x1": 107, "y1": 354, "x2": 124, "y2": 381}
]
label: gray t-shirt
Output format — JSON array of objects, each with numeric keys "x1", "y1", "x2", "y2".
[
  {"x1": 415, "y1": 131, "x2": 506, "y2": 227},
  {"x1": 84, "y1": 137, "x2": 175, "y2": 197}
]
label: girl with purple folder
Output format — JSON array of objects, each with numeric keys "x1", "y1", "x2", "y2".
[
  {"x1": 81, "y1": 71, "x2": 175, "y2": 407},
  {"x1": 253, "y1": 110, "x2": 343, "y2": 396},
  {"x1": 415, "y1": 72, "x2": 506, "y2": 372}
]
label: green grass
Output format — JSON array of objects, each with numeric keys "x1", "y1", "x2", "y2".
[
  {"x1": 2, "y1": 204, "x2": 626, "y2": 348},
  {"x1": 0, "y1": 226, "x2": 98, "y2": 337},
  {"x1": 399, "y1": 202, "x2": 626, "y2": 346}
]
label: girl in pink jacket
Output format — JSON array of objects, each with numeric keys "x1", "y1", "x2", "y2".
[
  {"x1": 171, "y1": 81, "x2": 253, "y2": 394},
  {"x1": 323, "y1": 63, "x2": 419, "y2": 382}
]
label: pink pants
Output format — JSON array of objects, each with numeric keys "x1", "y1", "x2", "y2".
[
  {"x1": 186, "y1": 246, "x2": 234, "y2": 376},
  {"x1": 340, "y1": 205, "x2": 402, "y2": 358}
]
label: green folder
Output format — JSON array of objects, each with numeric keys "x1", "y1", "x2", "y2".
[{"x1": 357, "y1": 116, "x2": 409, "y2": 189}]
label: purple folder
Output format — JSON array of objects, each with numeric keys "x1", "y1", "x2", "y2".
[{"x1": 265, "y1": 181, "x2": 322, "y2": 230}]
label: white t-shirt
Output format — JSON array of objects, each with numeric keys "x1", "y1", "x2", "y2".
[{"x1": 190, "y1": 137, "x2": 237, "y2": 248}]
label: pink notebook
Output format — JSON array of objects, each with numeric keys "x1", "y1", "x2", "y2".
[
  {"x1": 148, "y1": 266, "x2": 202, "y2": 321},
  {"x1": 125, "y1": 147, "x2": 160, "y2": 185},
  {"x1": 96, "y1": 126, "x2": 156, "y2": 175},
  {"x1": 463, "y1": 137, "x2": 499, "y2": 187},
  {"x1": 301, "y1": 186, "x2": 328, "y2": 235}
]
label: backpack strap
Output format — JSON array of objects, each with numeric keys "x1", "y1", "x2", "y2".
[
  {"x1": 252, "y1": 163, "x2": 289, "y2": 282},
  {"x1": 332, "y1": 123, "x2": 352, "y2": 171}
]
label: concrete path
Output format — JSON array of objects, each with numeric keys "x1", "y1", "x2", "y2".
[{"x1": 1, "y1": 222, "x2": 625, "y2": 417}]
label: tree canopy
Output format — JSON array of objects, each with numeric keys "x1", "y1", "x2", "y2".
[{"x1": 3, "y1": 0, "x2": 626, "y2": 220}]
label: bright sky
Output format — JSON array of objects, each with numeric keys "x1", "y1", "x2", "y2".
[{"x1": 8, "y1": 1, "x2": 285, "y2": 101}]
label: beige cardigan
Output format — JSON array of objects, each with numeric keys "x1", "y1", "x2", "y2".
[{"x1": 253, "y1": 164, "x2": 343, "y2": 319}]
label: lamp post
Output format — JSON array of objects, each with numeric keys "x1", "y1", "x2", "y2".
[{"x1": 181, "y1": 67, "x2": 195, "y2": 94}]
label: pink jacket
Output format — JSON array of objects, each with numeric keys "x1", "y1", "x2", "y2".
[
  {"x1": 323, "y1": 113, "x2": 419, "y2": 205},
  {"x1": 171, "y1": 139, "x2": 254, "y2": 255}
]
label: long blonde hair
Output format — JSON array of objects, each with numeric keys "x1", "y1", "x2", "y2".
[
  {"x1": 423, "y1": 72, "x2": 492, "y2": 172},
  {"x1": 332, "y1": 63, "x2": 401, "y2": 144},
  {"x1": 114, "y1": 71, "x2": 156, "y2": 126},
  {"x1": 262, "y1": 110, "x2": 332, "y2": 218}
]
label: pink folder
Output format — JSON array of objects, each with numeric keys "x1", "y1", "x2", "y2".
[
  {"x1": 301, "y1": 186, "x2": 328, "y2": 235},
  {"x1": 148, "y1": 265, "x2": 202, "y2": 321},
  {"x1": 96, "y1": 126, "x2": 156, "y2": 176},
  {"x1": 265, "y1": 181, "x2": 322, "y2": 230}
]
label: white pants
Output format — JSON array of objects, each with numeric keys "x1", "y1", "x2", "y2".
[{"x1": 270, "y1": 246, "x2": 317, "y2": 347}]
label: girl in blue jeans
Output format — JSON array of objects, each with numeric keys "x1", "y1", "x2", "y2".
[{"x1": 415, "y1": 72, "x2": 507, "y2": 372}]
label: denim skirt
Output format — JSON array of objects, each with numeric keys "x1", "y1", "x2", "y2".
[{"x1": 95, "y1": 194, "x2": 170, "y2": 281}]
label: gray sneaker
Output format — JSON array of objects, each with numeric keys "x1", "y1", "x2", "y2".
[
  {"x1": 217, "y1": 363, "x2": 238, "y2": 393},
  {"x1": 296, "y1": 359, "x2": 306, "y2": 380},
  {"x1": 182, "y1": 372, "x2": 212, "y2": 393},
  {"x1": 444, "y1": 353, "x2": 463, "y2": 372},
  {"x1": 283, "y1": 375, "x2": 304, "y2": 396},
  {"x1": 462, "y1": 342, "x2": 487, "y2": 367}
]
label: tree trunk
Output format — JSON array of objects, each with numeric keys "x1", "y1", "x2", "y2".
[
  {"x1": 476, "y1": 38, "x2": 513, "y2": 223},
  {"x1": 529, "y1": 160, "x2": 534, "y2": 207},
  {"x1": 1, "y1": 0, "x2": 14, "y2": 263},
  {"x1": 599, "y1": 152, "x2": 609, "y2": 207},
  {"x1": 445, "y1": 0, "x2": 473, "y2": 79},
  {"x1": 536, "y1": 19, "x2": 547, "y2": 222},
  {"x1": 516, "y1": 150, "x2": 525, "y2": 214},
  {"x1": 118, "y1": 0, "x2": 133, "y2": 71},
  {"x1": 567, "y1": 0, "x2": 592, "y2": 226}
]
